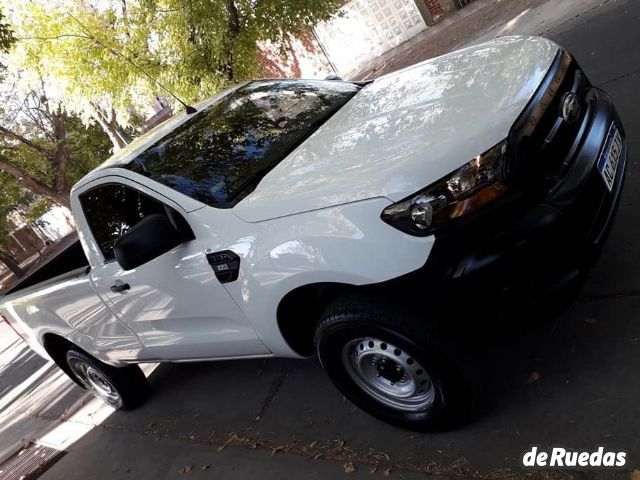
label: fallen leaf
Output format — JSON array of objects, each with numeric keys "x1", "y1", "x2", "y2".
[
  {"x1": 217, "y1": 444, "x2": 226, "y2": 452},
  {"x1": 384, "y1": 467, "x2": 393, "y2": 477},
  {"x1": 630, "y1": 470, "x2": 640, "y2": 480},
  {"x1": 272, "y1": 445, "x2": 285, "y2": 456},
  {"x1": 369, "y1": 451, "x2": 390, "y2": 462},
  {"x1": 179, "y1": 465, "x2": 193, "y2": 474},
  {"x1": 369, "y1": 466, "x2": 378, "y2": 474},
  {"x1": 308, "y1": 440, "x2": 318, "y2": 449},
  {"x1": 527, "y1": 371, "x2": 541, "y2": 384},
  {"x1": 201, "y1": 465, "x2": 210, "y2": 470},
  {"x1": 343, "y1": 462, "x2": 357, "y2": 474}
]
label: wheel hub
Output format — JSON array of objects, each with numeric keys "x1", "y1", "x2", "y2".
[
  {"x1": 342, "y1": 337, "x2": 435, "y2": 412},
  {"x1": 373, "y1": 355, "x2": 405, "y2": 384},
  {"x1": 68, "y1": 357, "x2": 123, "y2": 408}
]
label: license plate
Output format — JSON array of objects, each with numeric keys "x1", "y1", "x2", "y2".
[{"x1": 597, "y1": 123, "x2": 623, "y2": 192}]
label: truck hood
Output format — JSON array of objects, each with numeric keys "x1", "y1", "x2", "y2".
[{"x1": 234, "y1": 36, "x2": 559, "y2": 223}]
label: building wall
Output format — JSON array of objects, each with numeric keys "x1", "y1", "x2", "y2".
[
  {"x1": 314, "y1": 0, "x2": 428, "y2": 77},
  {"x1": 411, "y1": 0, "x2": 458, "y2": 25},
  {"x1": 258, "y1": 32, "x2": 335, "y2": 79},
  {"x1": 440, "y1": 0, "x2": 458, "y2": 11},
  {"x1": 3, "y1": 206, "x2": 75, "y2": 265}
]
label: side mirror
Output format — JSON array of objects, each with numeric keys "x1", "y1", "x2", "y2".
[{"x1": 114, "y1": 214, "x2": 183, "y2": 270}]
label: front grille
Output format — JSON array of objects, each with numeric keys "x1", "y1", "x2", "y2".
[{"x1": 509, "y1": 51, "x2": 593, "y2": 188}]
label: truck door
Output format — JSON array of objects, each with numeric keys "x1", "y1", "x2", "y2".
[{"x1": 78, "y1": 181, "x2": 269, "y2": 361}]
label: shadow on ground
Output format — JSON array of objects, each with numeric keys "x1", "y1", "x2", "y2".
[{"x1": 75, "y1": 272, "x2": 638, "y2": 478}]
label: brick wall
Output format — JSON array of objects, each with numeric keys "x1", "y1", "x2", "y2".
[
  {"x1": 417, "y1": 0, "x2": 457, "y2": 25},
  {"x1": 424, "y1": 0, "x2": 444, "y2": 18}
]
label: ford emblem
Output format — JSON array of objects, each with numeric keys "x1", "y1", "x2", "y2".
[{"x1": 560, "y1": 93, "x2": 582, "y2": 124}]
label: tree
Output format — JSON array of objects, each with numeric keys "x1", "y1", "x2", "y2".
[
  {"x1": 0, "y1": 9, "x2": 113, "y2": 277},
  {"x1": 8, "y1": 0, "x2": 340, "y2": 150},
  {"x1": 0, "y1": 7, "x2": 14, "y2": 62},
  {"x1": 0, "y1": 79, "x2": 113, "y2": 209},
  {"x1": 0, "y1": 9, "x2": 28, "y2": 277},
  {"x1": 0, "y1": 173, "x2": 30, "y2": 277},
  {"x1": 0, "y1": 81, "x2": 112, "y2": 275}
]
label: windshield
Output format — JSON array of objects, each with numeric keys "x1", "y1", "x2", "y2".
[{"x1": 125, "y1": 80, "x2": 361, "y2": 207}]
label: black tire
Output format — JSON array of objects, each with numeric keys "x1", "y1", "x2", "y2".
[
  {"x1": 314, "y1": 295, "x2": 472, "y2": 431},
  {"x1": 66, "y1": 348, "x2": 149, "y2": 410}
]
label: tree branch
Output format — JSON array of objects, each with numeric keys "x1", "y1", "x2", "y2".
[
  {"x1": 0, "y1": 125, "x2": 51, "y2": 156},
  {"x1": 91, "y1": 104, "x2": 126, "y2": 151},
  {"x1": 17, "y1": 34, "x2": 94, "y2": 41},
  {"x1": 0, "y1": 158, "x2": 70, "y2": 207}
]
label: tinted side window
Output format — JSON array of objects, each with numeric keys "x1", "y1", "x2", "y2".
[{"x1": 79, "y1": 184, "x2": 191, "y2": 261}]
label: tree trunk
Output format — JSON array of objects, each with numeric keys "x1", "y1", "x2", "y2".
[
  {"x1": 224, "y1": 0, "x2": 241, "y2": 80},
  {"x1": 92, "y1": 108, "x2": 127, "y2": 152},
  {"x1": 52, "y1": 112, "x2": 72, "y2": 194},
  {"x1": 0, "y1": 160, "x2": 71, "y2": 208},
  {"x1": 0, "y1": 251, "x2": 25, "y2": 278}
]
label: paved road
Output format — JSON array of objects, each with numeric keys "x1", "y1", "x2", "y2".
[{"x1": 2, "y1": 1, "x2": 640, "y2": 479}]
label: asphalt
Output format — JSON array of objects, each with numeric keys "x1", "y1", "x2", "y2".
[{"x1": 1, "y1": 1, "x2": 640, "y2": 479}]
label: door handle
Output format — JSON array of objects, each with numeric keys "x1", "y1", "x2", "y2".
[{"x1": 110, "y1": 282, "x2": 131, "y2": 294}]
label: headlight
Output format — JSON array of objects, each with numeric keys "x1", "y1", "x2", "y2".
[{"x1": 381, "y1": 141, "x2": 509, "y2": 236}]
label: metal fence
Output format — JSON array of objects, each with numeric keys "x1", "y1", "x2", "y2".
[{"x1": 454, "y1": 0, "x2": 476, "y2": 9}]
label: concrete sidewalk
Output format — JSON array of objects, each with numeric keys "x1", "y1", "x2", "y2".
[{"x1": 348, "y1": 0, "x2": 616, "y2": 80}]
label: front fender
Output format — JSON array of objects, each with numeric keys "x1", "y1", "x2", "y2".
[{"x1": 223, "y1": 197, "x2": 435, "y2": 356}]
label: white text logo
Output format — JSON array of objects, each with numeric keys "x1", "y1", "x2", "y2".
[{"x1": 523, "y1": 447, "x2": 626, "y2": 468}]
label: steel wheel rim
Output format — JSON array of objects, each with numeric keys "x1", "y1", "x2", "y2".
[
  {"x1": 342, "y1": 337, "x2": 435, "y2": 412},
  {"x1": 68, "y1": 358, "x2": 123, "y2": 408}
]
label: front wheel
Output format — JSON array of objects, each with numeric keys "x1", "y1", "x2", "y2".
[
  {"x1": 314, "y1": 296, "x2": 472, "y2": 431},
  {"x1": 66, "y1": 348, "x2": 149, "y2": 410}
]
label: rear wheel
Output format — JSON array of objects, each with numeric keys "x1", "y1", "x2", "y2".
[
  {"x1": 66, "y1": 348, "x2": 149, "y2": 410},
  {"x1": 314, "y1": 296, "x2": 472, "y2": 431}
]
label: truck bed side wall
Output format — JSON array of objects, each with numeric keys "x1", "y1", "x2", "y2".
[
  {"x1": 3, "y1": 239, "x2": 88, "y2": 296},
  {"x1": 0, "y1": 272, "x2": 141, "y2": 364}
]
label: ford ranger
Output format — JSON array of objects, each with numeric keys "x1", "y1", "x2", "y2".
[{"x1": 0, "y1": 37, "x2": 627, "y2": 431}]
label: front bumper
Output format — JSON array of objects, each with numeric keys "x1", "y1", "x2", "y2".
[{"x1": 419, "y1": 88, "x2": 627, "y2": 293}]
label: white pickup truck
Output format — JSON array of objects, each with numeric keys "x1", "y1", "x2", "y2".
[{"x1": 0, "y1": 37, "x2": 627, "y2": 431}]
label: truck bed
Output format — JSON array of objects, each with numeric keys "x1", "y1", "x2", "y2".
[{"x1": 3, "y1": 237, "x2": 90, "y2": 297}]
